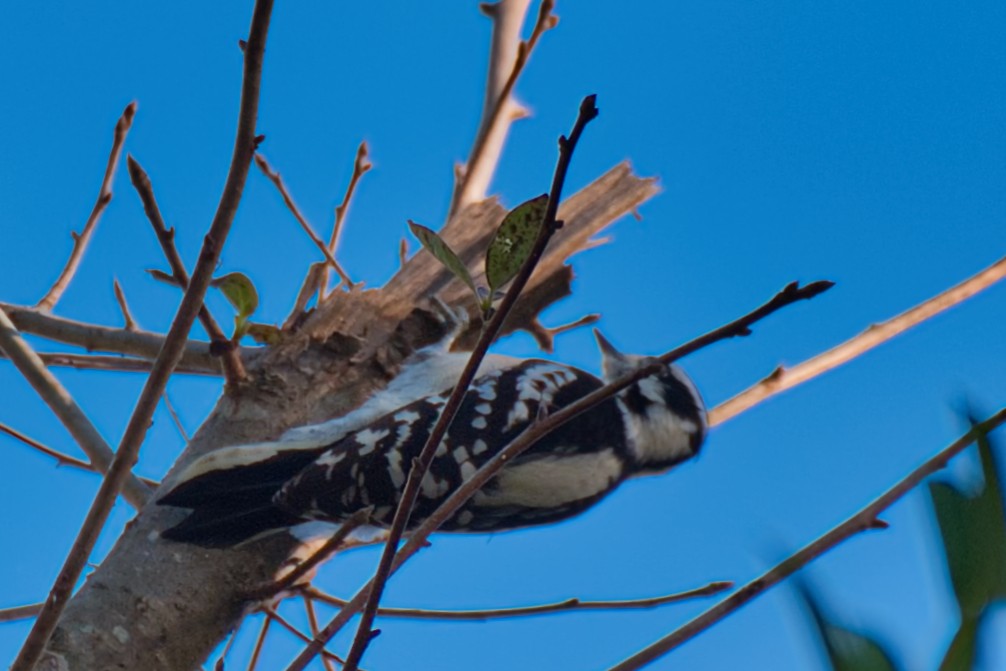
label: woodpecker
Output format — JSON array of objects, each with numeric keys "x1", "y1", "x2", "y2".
[{"x1": 158, "y1": 330, "x2": 706, "y2": 547}]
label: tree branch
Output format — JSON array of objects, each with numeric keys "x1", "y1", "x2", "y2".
[
  {"x1": 301, "y1": 581, "x2": 731, "y2": 622},
  {"x1": 0, "y1": 307, "x2": 151, "y2": 509},
  {"x1": 0, "y1": 421, "x2": 159, "y2": 488},
  {"x1": 127, "y1": 155, "x2": 247, "y2": 385},
  {"x1": 37, "y1": 102, "x2": 137, "y2": 312},
  {"x1": 0, "y1": 301, "x2": 228, "y2": 372},
  {"x1": 254, "y1": 153, "x2": 356, "y2": 288},
  {"x1": 711, "y1": 253, "x2": 1006, "y2": 426},
  {"x1": 606, "y1": 407, "x2": 1006, "y2": 671},
  {"x1": 290, "y1": 278, "x2": 831, "y2": 663},
  {"x1": 112, "y1": 279, "x2": 138, "y2": 331},
  {"x1": 448, "y1": 0, "x2": 557, "y2": 217},
  {"x1": 319, "y1": 141, "x2": 371, "y2": 299},
  {"x1": 13, "y1": 2, "x2": 276, "y2": 667},
  {"x1": 0, "y1": 351, "x2": 219, "y2": 376},
  {"x1": 327, "y1": 94, "x2": 599, "y2": 671},
  {"x1": 0, "y1": 603, "x2": 41, "y2": 624}
]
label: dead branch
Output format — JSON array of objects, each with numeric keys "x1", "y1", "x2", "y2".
[
  {"x1": 0, "y1": 604, "x2": 41, "y2": 624},
  {"x1": 3, "y1": 352, "x2": 220, "y2": 376},
  {"x1": 14, "y1": 2, "x2": 276, "y2": 667},
  {"x1": 127, "y1": 155, "x2": 247, "y2": 384},
  {"x1": 0, "y1": 307, "x2": 151, "y2": 509},
  {"x1": 254, "y1": 153, "x2": 356, "y2": 288},
  {"x1": 319, "y1": 141, "x2": 372, "y2": 299},
  {"x1": 607, "y1": 407, "x2": 1006, "y2": 671},
  {"x1": 37, "y1": 102, "x2": 137, "y2": 312},
  {"x1": 450, "y1": 0, "x2": 558, "y2": 217},
  {"x1": 112, "y1": 279, "x2": 138, "y2": 331},
  {"x1": 711, "y1": 252, "x2": 1006, "y2": 426}
]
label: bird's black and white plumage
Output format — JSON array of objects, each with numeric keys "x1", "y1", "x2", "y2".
[{"x1": 159, "y1": 331, "x2": 706, "y2": 548}]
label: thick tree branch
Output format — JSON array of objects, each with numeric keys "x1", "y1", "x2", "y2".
[
  {"x1": 0, "y1": 301, "x2": 228, "y2": 372},
  {"x1": 127, "y1": 155, "x2": 247, "y2": 384},
  {"x1": 711, "y1": 253, "x2": 1006, "y2": 426},
  {"x1": 0, "y1": 307, "x2": 151, "y2": 509},
  {"x1": 448, "y1": 0, "x2": 557, "y2": 217},
  {"x1": 606, "y1": 408, "x2": 1006, "y2": 671},
  {"x1": 16, "y1": 3, "x2": 276, "y2": 668},
  {"x1": 37, "y1": 103, "x2": 136, "y2": 312},
  {"x1": 254, "y1": 153, "x2": 356, "y2": 288},
  {"x1": 331, "y1": 94, "x2": 600, "y2": 671}
]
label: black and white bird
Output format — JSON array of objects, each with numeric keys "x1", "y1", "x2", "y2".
[{"x1": 158, "y1": 330, "x2": 707, "y2": 548}]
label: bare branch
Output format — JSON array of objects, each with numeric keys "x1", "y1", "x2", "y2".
[
  {"x1": 711, "y1": 253, "x2": 1006, "y2": 426},
  {"x1": 606, "y1": 408, "x2": 1006, "y2": 671},
  {"x1": 127, "y1": 154, "x2": 247, "y2": 384},
  {"x1": 0, "y1": 351, "x2": 219, "y2": 376},
  {"x1": 263, "y1": 606, "x2": 346, "y2": 665},
  {"x1": 0, "y1": 301, "x2": 227, "y2": 372},
  {"x1": 449, "y1": 0, "x2": 558, "y2": 217},
  {"x1": 299, "y1": 94, "x2": 600, "y2": 671},
  {"x1": 162, "y1": 394, "x2": 190, "y2": 443},
  {"x1": 302, "y1": 581, "x2": 731, "y2": 621},
  {"x1": 0, "y1": 307, "x2": 151, "y2": 509},
  {"x1": 12, "y1": 2, "x2": 276, "y2": 667},
  {"x1": 254, "y1": 153, "x2": 356, "y2": 288},
  {"x1": 292, "y1": 278, "x2": 832, "y2": 662},
  {"x1": 282, "y1": 262, "x2": 325, "y2": 330},
  {"x1": 319, "y1": 141, "x2": 372, "y2": 299},
  {"x1": 302, "y1": 597, "x2": 337, "y2": 671},
  {"x1": 0, "y1": 421, "x2": 159, "y2": 488},
  {"x1": 526, "y1": 312, "x2": 600, "y2": 352},
  {"x1": 246, "y1": 614, "x2": 271, "y2": 671},
  {"x1": 0, "y1": 603, "x2": 42, "y2": 624},
  {"x1": 112, "y1": 279, "x2": 138, "y2": 331},
  {"x1": 37, "y1": 102, "x2": 137, "y2": 311}
]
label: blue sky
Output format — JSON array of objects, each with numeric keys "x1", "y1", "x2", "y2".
[{"x1": 2, "y1": 2, "x2": 1005, "y2": 669}]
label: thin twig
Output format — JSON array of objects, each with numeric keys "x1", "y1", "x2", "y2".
[
  {"x1": 294, "y1": 93, "x2": 600, "y2": 671},
  {"x1": 711, "y1": 253, "x2": 1006, "y2": 426},
  {"x1": 0, "y1": 603, "x2": 42, "y2": 623},
  {"x1": 248, "y1": 508, "x2": 372, "y2": 601},
  {"x1": 0, "y1": 307, "x2": 151, "y2": 508},
  {"x1": 254, "y1": 153, "x2": 356, "y2": 288},
  {"x1": 449, "y1": 0, "x2": 558, "y2": 217},
  {"x1": 263, "y1": 606, "x2": 346, "y2": 665},
  {"x1": 319, "y1": 141, "x2": 371, "y2": 300},
  {"x1": 527, "y1": 312, "x2": 600, "y2": 352},
  {"x1": 0, "y1": 301, "x2": 225, "y2": 372},
  {"x1": 10, "y1": 3, "x2": 275, "y2": 667},
  {"x1": 162, "y1": 394, "x2": 190, "y2": 443},
  {"x1": 303, "y1": 597, "x2": 337, "y2": 671},
  {"x1": 246, "y1": 614, "x2": 272, "y2": 671},
  {"x1": 37, "y1": 102, "x2": 137, "y2": 311},
  {"x1": 0, "y1": 351, "x2": 219, "y2": 376},
  {"x1": 302, "y1": 581, "x2": 731, "y2": 621},
  {"x1": 606, "y1": 408, "x2": 1006, "y2": 671},
  {"x1": 127, "y1": 155, "x2": 247, "y2": 385},
  {"x1": 282, "y1": 262, "x2": 325, "y2": 330},
  {"x1": 290, "y1": 277, "x2": 831, "y2": 665},
  {"x1": 112, "y1": 279, "x2": 138, "y2": 331},
  {"x1": 0, "y1": 421, "x2": 159, "y2": 488}
]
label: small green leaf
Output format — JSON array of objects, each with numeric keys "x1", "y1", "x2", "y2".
[
  {"x1": 408, "y1": 220, "x2": 478, "y2": 299},
  {"x1": 485, "y1": 194, "x2": 548, "y2": 294},
  {"x1": 211, "y1": 272, "x2": 258, "y2": 320},
  {"x1": 797, "y1": 581, "x2": 899, "y2": 671},
  {"x1": 146, "y1": 268, "x2": 183, "y2": 287},
  {"x1": 246, "y1": 322, "x2": 283, "y2": 345}
]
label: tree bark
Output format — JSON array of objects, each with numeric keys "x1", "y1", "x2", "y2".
[{"x1": 37, "y1": 164, "x2": 658, "y2": 670}]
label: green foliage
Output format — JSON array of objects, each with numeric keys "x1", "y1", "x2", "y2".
[
  {"x1": 407, "y1": 220, "x2": 479, "y2": 302},
  {"x1": 211, "y1": 272, "x2": 259, "y2": 341},
  {"x1": 929, "y1": 421, "x2": 1006, "y2": 669},
  {"x1": 485, "y1": 194, "x2": 548, "y2": 295},
  {"x1": 798, "y1": 582, "x2": 898, "y2": 671}
]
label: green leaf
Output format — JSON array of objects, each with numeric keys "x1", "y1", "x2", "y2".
[
  {"x1": 797, "y1": 581, "x2": 899, "y2": 671},
  {"x1": 245, "y1": 322, "x2": 282, "y2": 345},
  {"x1": 408, "y1": 220, "x2": 478, "y2": 299},
  {"x1": 211, "y1": 272, "x2": 259, "y2": 320},
  {"x1": 485, "y1": 194, "x2": 548, "y2": 294},
  {"x1": 939, "y1": 616, "x2": 980, "y2": 671}
]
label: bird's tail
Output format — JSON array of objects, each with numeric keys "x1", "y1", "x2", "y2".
[{"x1": 158, "y1": 443, "x2": 326, "y2": 548}]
